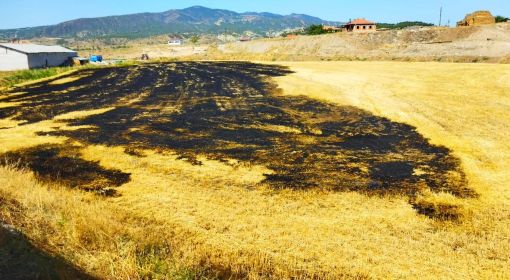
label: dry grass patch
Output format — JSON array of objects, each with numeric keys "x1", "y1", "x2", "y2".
[
  {"x1": 0, "y1": 165, "x2": 217, "y2": 279},
  {"x1": 48, "y1": 74, "x2": 90, "y2": 85}
]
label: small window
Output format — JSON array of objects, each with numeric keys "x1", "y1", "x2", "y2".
[
  {"x1": 357, "y1": 26, "x2": 360, "y2": 29},
  {"x1": 363, "y1": 26, "x2": 366, "y2": 29},
  {"x1": 369, "y1": 26, "x2": 372, "y2": 29}
]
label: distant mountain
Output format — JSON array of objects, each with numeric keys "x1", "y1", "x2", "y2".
[{"x1": 0, "y1": 6, "x2": 339, "y2": 39}]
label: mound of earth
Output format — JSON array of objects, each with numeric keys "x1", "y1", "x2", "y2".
[{"x1": 218, "y1": 23, "x2": 510, "y2": 62}]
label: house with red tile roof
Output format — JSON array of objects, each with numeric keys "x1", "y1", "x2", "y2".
[{"x1": 342, "y1": 18, "x2": 377, "y2": 33}]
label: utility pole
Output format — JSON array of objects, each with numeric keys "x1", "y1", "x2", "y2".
[{"x1": 439, "y1": 6, "x2": 443, "y2": 26}]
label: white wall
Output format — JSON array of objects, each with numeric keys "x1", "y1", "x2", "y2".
[
  {"x1": 27, "y1": 52, "x2": 77, "y2": 69},
  {"x1": 0, "y1": 47, "x2": 29, "y2": 71}
]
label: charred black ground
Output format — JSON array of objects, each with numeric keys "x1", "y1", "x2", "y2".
[
  {"x1": 0, "y1": 62, "x2": 476, "y2": 216},
  {"x1": 2, "y1": 145, "x2": 130, "y2": 197}
]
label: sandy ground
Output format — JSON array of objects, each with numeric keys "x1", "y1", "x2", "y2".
[{"x1": 84, "y1": 45, "x2": 209, "y2": 60}]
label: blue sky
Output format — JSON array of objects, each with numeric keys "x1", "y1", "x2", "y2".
[{"x1": 1, "y1": 0, "x2": 509, "y2": 29}]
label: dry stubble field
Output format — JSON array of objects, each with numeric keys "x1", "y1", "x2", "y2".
[{"x1": 0, "y1": 61, "x2": 509, "y2": 279}]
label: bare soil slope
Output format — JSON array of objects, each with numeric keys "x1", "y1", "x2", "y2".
[{"x1": 219, "y1": 23, "x2": 510, "y2": 62}]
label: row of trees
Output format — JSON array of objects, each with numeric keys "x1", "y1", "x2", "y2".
[
  {"x1": 376, "y1": 21, "x2": 434, "y2": 29},
  {"x1": 295, "y1": 21, "x2": 435, "y2": 36},
  {"x1": 304, "y1": 25, "x2": 333, "y2": 35}
]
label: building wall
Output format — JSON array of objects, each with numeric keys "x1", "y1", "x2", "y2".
[
  {"x1": 351, "y1": 24, "x2": 377, "y2": 33},
  {"x1": 0, "y1": 48, "x2": 77, "y2": 71},
  {"x1": 343, "y1": 24, "x2": 377, "y2": 33},
  {"x1": 27, "y1": 52, "x2": 77, "y2": 69},
  {"x1": 0, "y1": 47, "x2": 29, "y2": 71}
]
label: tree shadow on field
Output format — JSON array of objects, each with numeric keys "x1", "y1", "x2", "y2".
[
  {"x1": 0, "y1": 225, "x2": 95, "y2": 280},
  {"x1": 0, "y1": 62, "x2": 477, "y2": 219}
]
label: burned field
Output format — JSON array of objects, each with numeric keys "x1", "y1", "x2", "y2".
[
  {"x1": 0, "y1": 62, "x2": 476, "y2": 218},
  {"x1": 2, "y1": 145, "x2": 130, "y2": 197}
]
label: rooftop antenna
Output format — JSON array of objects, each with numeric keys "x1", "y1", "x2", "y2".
[{"x1": 439, "y1": 6, "x2": 443, "y2": 26}]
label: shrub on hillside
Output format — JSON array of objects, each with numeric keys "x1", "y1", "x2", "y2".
[
  {"x1": 495, "y1": 16, "x2": 509, "y2": 23},
  {"x1": 304, "y1": 24, "x2": 328, "y2": 35},
  {"x1": 377, "y1": 21, "x2": 434, "y2": 29}
]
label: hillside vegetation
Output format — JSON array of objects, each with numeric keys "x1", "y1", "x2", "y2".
[
  {"x1": 0, "y1": 6, "x2": 336, "y2": 39},
  {"x1": 377, "y1": 21, "x2": 434, "y2": 29}
]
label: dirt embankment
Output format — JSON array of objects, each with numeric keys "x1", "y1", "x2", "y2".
[{"x1": 218, "y1": 23, "x2": 510, "y2": 62}]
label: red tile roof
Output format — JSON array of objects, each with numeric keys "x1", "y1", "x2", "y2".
[{"x1": 346, "y1": 18, "x2": 375, "y2": 25}]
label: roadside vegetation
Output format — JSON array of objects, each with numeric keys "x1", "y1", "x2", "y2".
[{"x1": 0, "y1": 67, "x2": 72, "y2": 88}]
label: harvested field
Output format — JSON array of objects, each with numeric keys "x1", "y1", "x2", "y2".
[
  {"x1": 0, "y1": 61, "x2": 509, "y2": 279},
  {"x1": 0, "y1": 62, "x2": 472, "y2": 213}
]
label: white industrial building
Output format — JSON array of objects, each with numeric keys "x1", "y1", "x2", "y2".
[
  {"x1": 0, "y1": 43, "x2": 77, "y2": 71},
  {"x1": 168, "y1": 37, "x2": 183, "y2": 46}
]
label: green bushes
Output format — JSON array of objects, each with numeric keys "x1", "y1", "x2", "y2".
[
  {"x1": 495, "y1": 16, "x2": 509, "y2": 23},
  {"x1": 304, "y1": 24, "x2": 329, "y2": 35},
  {"x1": 377, "y1": 21, "x2": 434, "y2": 29}
]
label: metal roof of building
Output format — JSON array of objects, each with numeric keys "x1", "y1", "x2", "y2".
[{"x1": 0, "y1": 43, "x2": 76, "y2": 54}]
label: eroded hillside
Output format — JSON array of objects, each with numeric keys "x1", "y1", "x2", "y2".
[{"x1": 218, "y1": 23, "x2": 510, "y2": 62}]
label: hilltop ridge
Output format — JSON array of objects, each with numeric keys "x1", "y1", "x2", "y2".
[{"x1": 0, "y1": 6, "x2": 338, "y2": 39}]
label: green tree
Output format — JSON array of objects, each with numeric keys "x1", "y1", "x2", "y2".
[
  {"x1": 304, "y1": 25, "x2": 328, "y2": 35},
  {"x1": 189, "y1": 35, "x2": 200, "y2": 44},
  {"x1": 495, "y1": 16, "x2": 509, "y2": 23}
]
